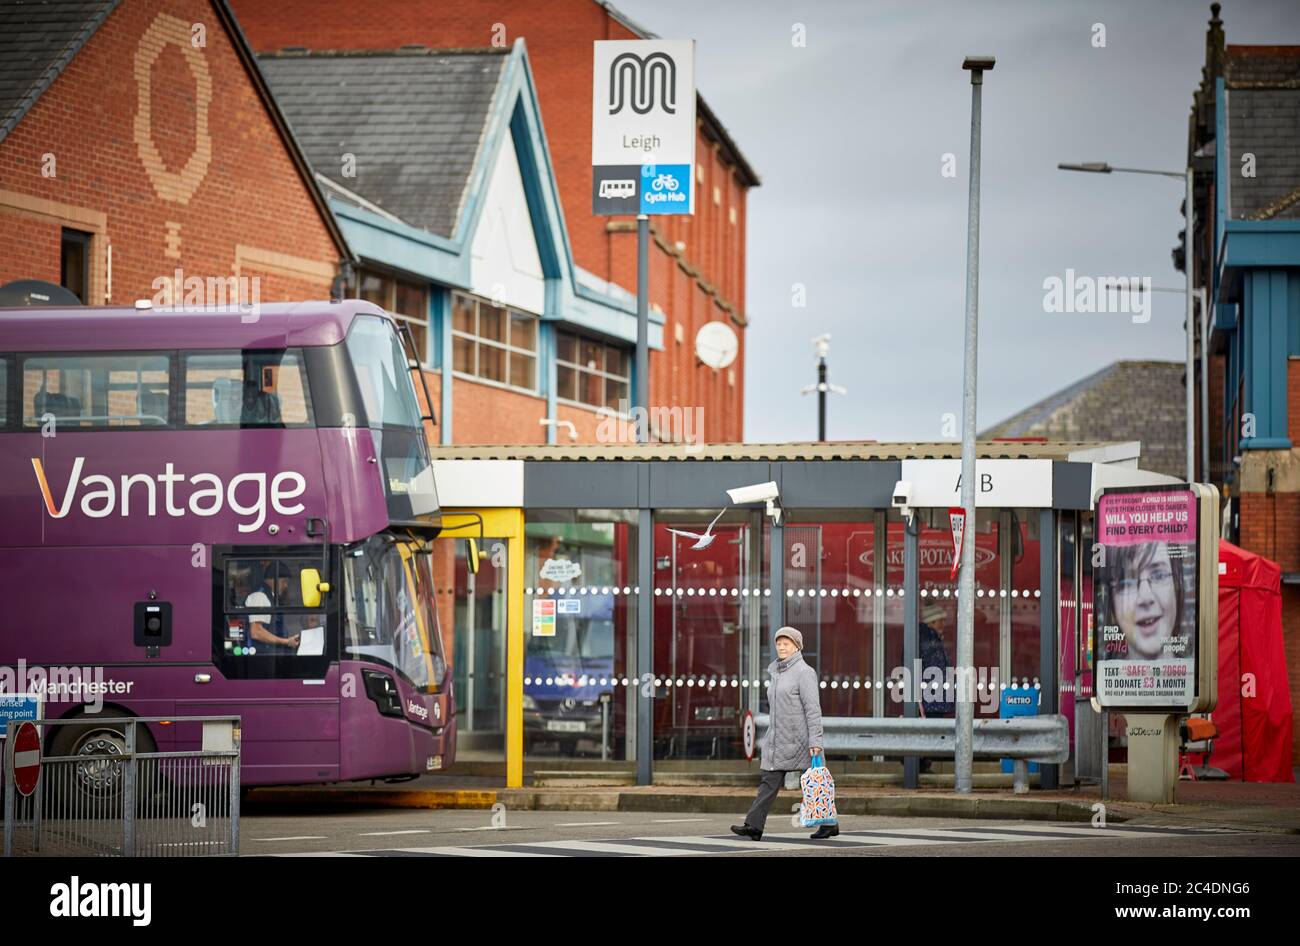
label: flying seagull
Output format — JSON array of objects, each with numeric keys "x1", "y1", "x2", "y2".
[{"x1": 667, "y1": 508, "x2": 727, "y2": 550}]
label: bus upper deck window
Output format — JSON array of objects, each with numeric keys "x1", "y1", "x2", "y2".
[
  {"x1": 21, "y1": 354, "x2": 170, "y2": 428},
  {"x1": 184, "y1": 351, "x2": 311, "y2": 427}
]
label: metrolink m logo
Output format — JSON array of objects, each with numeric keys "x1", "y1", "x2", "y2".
[
  {"x1": 609, "y1": 51, "x2": 677, "y2": 115},
  {"x1": 31, "y1": 457, "x2": 307, "y2": 533}
]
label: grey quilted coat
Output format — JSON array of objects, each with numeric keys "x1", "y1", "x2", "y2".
[{"x1": 759, "y1": 651, "x2": 824, "y2": 771}]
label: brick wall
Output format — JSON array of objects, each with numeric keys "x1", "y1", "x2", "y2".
[
  {"x1": 0, "y1": 0, "x2": 343, "y2": 305},
  {"x1": 230, "y1": 0, "x2": 749, "y2": 442}
]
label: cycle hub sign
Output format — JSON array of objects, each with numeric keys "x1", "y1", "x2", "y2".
[{"x1": 592, "y1": 39, "x2": 696, "y2": 216}]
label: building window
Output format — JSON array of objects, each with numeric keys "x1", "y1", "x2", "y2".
[
  {"x1": 450, "y1": 291, "x2": 538, "y2": 393},
  {"x1": 60, "y1": 229, "x2": 91, "y2": 304},
  {"x1": 556, "y1": 329, "x2": 630, "y2": 410},
  {"x1": 354, "y1": 268, "x2": 430, "y2": 366}
]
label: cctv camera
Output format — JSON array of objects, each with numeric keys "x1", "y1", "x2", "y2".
[
  {"x1": 893, "y1": 480, "x2": 915, "y2": 526},
  {"x1": 727, "y1": 481, "x2": 780, "y2": 505}
]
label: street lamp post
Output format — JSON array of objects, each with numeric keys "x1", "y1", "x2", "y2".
[
  {"x1": 956, "y1": 55, "x2": 994, "y2": 796},
  {"x1": 1057, "y1": 161, "x2": 1196, "y2": 484}
]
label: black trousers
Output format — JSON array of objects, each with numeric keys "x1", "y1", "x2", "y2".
[{"x1": 743, "y1": 769, "x2": 801, "y2": 831}]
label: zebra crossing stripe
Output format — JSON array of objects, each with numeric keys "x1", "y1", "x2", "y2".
[{"x1": 272, "y1": 822, "x2": 1240, "y2": 858}]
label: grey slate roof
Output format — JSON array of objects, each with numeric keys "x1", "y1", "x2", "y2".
[
  {"x1": 1225, "y1": 47, "x2": 1300, "y2": 221},
  {"x1": 980, "y1": 361, "x2": 1186, "y2": 479},
  {"x1": 258, "y1": 49, "x2": 507, "y2": 238},
  {"x1": 0, "y1": 0, "x2": 119, "y2": 144}
]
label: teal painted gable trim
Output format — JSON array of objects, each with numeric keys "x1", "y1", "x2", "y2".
[
  {"x1": 467, "y1": 40, "x2": 663, "y2": 350},
  {"x1": 1222, "y1": 221, "x2": 1300, "y2": 268},
  {"x1": 331, "y1": 40, "x2": 663, "y2": 358},
  {"x1": 332, "y1": 199, "x2": 469, "y2": 287}
]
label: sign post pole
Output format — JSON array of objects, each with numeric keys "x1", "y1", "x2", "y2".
[
  {"x1": 593, "y1": 38, "x2": 696, "y2": 786},
  {"x1": 636, "y1": 213, "x2": 649, "y2": 442},
  {"x1": 956, "y1": 55, "x2": 994, "y2": 795}
]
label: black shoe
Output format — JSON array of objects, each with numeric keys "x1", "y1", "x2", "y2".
[
  {"x1": 810, "y1": 824, "x2": 839, "y2": 840},
  {"x1": 730, "y1": 823, "x2": 762, "y2": 841}
]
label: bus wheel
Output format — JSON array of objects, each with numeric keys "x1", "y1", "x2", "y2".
[{"x1": 49, "y1": 712, "x2": 158, "y2": 804}]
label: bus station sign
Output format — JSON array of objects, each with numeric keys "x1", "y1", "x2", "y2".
[{"x1": 592, "y1": 39, "x2": 696, "y2": 216}]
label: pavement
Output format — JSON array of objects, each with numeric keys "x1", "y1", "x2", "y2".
[{"x1": 245, "y1": 768, "x2": 1300, "y2": 835}]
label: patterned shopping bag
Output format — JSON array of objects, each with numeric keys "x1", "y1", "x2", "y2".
[{"x1": 799, "y1": 753, "x2": 838, "y2": 827}]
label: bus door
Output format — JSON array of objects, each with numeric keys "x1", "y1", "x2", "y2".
[{"x1": 179, "y1": 553, "x2": 339, "y2": 784}]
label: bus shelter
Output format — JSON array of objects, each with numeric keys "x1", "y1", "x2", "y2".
[{"x1": 430, "y1": 442, "x2": 1179, "y2": 788}]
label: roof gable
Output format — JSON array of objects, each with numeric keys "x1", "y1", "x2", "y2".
[
  {"x1": 259, "y1": 48, "x2": 507, "y2": 238},
  {"x1": 1225, "y1": 46, "x2": 1300, "y2": 222},
  {"x1": 0, "y1": 0, "x2": 120, "y2": 144},
  {"x1": 981, "y1": 360, "x2": 1186, "y2": 479}
]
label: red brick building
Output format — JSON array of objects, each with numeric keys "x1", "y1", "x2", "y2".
[
  {"x1": 231, "y1": 0, "x2": 757, "y2": 443},
  {"x1": 0, "y1": 0, "x2": 349, "y2": 307}
]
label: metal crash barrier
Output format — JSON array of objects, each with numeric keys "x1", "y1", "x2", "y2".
[
  {"x1": 3, "y1": 716, "x2": 241, "y2": 857},
  {"x1": 755, "y1": 715, "x2": 1069, "y2": 794}
]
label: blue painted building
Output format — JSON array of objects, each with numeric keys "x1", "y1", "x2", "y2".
[{"x1": 1188, "y1": 4, "x2": 1300, "y2": 762}]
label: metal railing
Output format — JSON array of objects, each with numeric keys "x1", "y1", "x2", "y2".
[
  {"x1": 3, "y1": 716, "x2": 240, "y2": 857},
  {"x1": 756, "y1": 715, "x2": 1069, "y2": 794}
]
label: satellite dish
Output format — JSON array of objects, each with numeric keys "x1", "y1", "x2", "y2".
[
  {"x1": 0, "y1": 279, "x2": 82, "y2": 307},
  {"x1": 694, "y1": 321, "x2": 738, "y2": 370}
]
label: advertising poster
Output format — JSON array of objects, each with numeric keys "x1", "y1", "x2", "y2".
[{"x1": 1094, "y1": 488, "x2": 1198, "y2": 709}]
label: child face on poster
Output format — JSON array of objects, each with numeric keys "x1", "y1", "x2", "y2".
[{"x1": 1109, "y1": 541, "x2": 1180, "y2": 660}]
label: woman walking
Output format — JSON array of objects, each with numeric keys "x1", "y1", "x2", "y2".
[{"x1": 731, "y1": 626, "x2": 838, "y2": 841}]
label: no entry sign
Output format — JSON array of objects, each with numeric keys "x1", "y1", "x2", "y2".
[{"x1": 9, "y1": 721, "x2": 41, "y2": 796}]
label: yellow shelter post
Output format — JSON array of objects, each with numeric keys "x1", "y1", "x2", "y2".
[{"x1": 442, "y1": 507, "x2": 525, "y2": 789}]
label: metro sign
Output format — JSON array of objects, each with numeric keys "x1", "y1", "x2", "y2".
[{"x1": 592, "y1": 39, "x2": 696, "y2": 216}]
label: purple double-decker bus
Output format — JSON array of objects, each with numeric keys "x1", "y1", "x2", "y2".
[{"x1": 0, "y1": 300, "x2": 455, "y2": 786}]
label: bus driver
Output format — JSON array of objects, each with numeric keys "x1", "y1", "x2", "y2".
[{"x1": 245, "y1": 562, "x2": 301, "y2": 655}]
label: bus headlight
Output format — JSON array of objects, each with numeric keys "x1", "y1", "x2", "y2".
[{"x1": 362, "y1": 669, "x2": 404, "y2": 718}]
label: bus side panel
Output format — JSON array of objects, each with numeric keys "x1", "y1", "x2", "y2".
[
  {"x1": 177, "y1": 665, "x2": 341, "y2": 785},
  {"x1": 0, "y1": 546, "x2": 210, "y2": 665}
]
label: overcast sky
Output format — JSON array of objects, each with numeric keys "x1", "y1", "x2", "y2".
[{"x1": 611, "y1": 0, "x2": 1299, "y2": 442}]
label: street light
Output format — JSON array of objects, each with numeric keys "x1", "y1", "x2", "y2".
[
  {"x1": 1059, "y1": 160, "x2": 1196, "y2": 483},
  {"x1": 954, "y1": 54, "x2": 994, "y2": 796}
]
